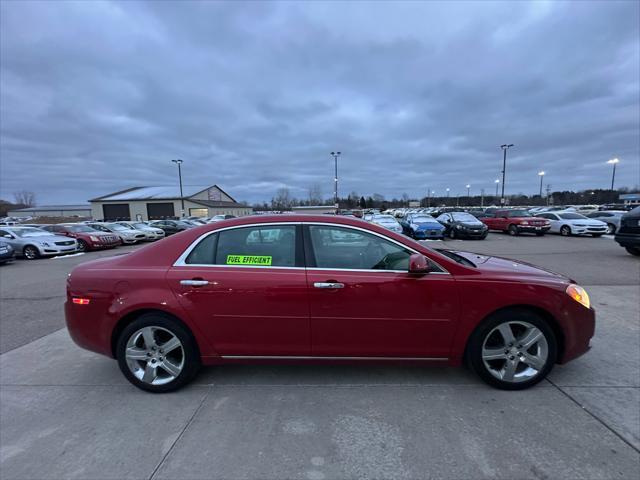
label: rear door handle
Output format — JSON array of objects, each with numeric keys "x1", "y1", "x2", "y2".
[
  {"x1": 180, "y1": 279, "x2": 209, "y2": 287},
  {"x1": 313, "y1": 282, "x2": 344, "y2": 289}
]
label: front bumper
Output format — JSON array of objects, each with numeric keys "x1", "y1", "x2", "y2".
[
  {"x1": 614, "y1": 232, "x2": 640, "y2": 248},
  {"x1": 455, "y1": 228, "x2": 488, "y2": 238},
  {"x1": 558, "y1": 302, "x2": 596, "y2": 364},
  {"x1": 517, "y1": 225, "x2": 550, "y2": 233},
  {"x1": 0, "y1": 249, "x2": 15, "y2": 262},
  {"x1": 572, "y1": 226, "x2": 607, "y2": 235},
  {"x1": 413, "y1": 229, "x2": 445, "y2": 239},
  {"x1": 39, "y1": 245, "x2": 78, "y2": 256}
]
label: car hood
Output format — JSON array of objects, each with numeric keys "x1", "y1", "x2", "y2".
[
  {"x1": 565, "y1": 219, "x2": 605, "y2": 226},
  {"x1": 450, "y1": 250, "x2": 571, "y2": 282},
  {"x1": 21, "y1": 234, "x2": 74, "y2": 243}
]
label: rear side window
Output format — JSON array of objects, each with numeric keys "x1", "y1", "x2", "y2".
[
  {"x1": 215, "y1": 226, "x2": 297, "y2": 267},
  {"x1": 185, "y1": 233, "x2": 218, "y2": 265}
]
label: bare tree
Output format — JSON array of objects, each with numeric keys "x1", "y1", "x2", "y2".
[
  {"x1": 271, "y1": 187, "x2": 293, "y2": 210},
  {"x1": 307, "y1": 183, "x2": 322, "y2": 205},
  {"x1": 13, "y1": 190, "x2": 36, "y2": 207}
]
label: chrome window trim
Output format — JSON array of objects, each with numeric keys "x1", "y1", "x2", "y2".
[{"x1": 173, "y1": 221, "x2": 449, "y2": 274}]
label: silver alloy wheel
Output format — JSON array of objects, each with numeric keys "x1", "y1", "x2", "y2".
[
  {"x1": 125, "y1": 326, "x2": 184, "y2": 385},
  {"x1": 560, "y1": 226, "x2": 571, "y2": 236},
  {"x1": 23, "y1": 246, "x2": 38, "y2": 259},
  {"x1": 481, "y1": 321, "x2": 549, "y2": 383},
  {"x1": 606, "y1": 223, "x2": 615, "y2": 234}
]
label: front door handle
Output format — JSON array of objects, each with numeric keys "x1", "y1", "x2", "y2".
[
  {"x1": 313, "y1": 282, "x2": 344, "y2": 289},
  {"x1": 180, "y1": 279, "x2": 209, "y2": 287}
]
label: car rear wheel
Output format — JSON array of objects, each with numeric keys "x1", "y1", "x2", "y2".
[
  {"x1": 625, "y1": 246, "x2": 640, "y2": 256},
  {"x1": 507, "y1": 225, "x2": 519, "y2": 236},
  {"x1": 606, "y1": 224, "x2": 616, "y2": 234},
  {"x1": 467, "y1": 309, "x2": 557, "y2": 390},
  {"x1": 23, "y1": 245, "x2": 40, "y2": 260},
  {"x1": 560, "y1": 225, "x2": 571, "y2": 236},
  {"x1": 116, "y1": 313, "x2": 201, "y2": 393},
  {"x1": 77, "y1": 239, "x2": 88, "y2": 252}
]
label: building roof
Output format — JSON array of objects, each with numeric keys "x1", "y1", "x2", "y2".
[
  {"x1": 9, "y1": 204, "x2": 91, "y2": 212},
  {"x1": 90, "y1": 185, "x2": 212, "y2": 201},
  {"x1": 190, "y1": 199, "x2": 251, "y2": 208}
]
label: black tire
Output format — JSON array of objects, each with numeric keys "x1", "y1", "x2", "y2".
[
  {"x1": 606, "y1": 224, "x2": 616, "y2": 235},
  {"x1": 23, "y1": 245, "x2": 40, "y2": 260},
  {"x1": 116, "y1": 313, "x2": 201, "y2": 393},
  {"x1": 77, "y1": 239, "x2": 88, "y2": 252},
  {"x1": 466, "y1": 308, "x2": 557, "y2": 390},
  {"x1": 507, "y1": 225, "x2": 519, "y2": 236},
  {"x1": 625, "y1": 246, "x2": 640, "y2": 256},
  {"x1": 449, "y1": 228, "x2": 456, "y2": 239},
  {"x1": 560, "y1": 225, "x2": 571, "y2": 236}
]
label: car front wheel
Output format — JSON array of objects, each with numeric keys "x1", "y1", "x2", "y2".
[
  {"x1": 560, "y1": 225, "x2": 571, "y2": 236},
  {"x1": 23, "y1": 245, "x2": 40, "y2": 260},
  {"x1": 606, "y1": 224, "x2": 616, "y2": 234},
  {"x1": 467, "y1": 309, "x2": 557, "y2": 390},
  {"x1": 116, "y1": 313, "x2": 201, "y2": 393},
  {"x1": 507, "y1": 225, "x2": 519, "y2": 236},
  {"x1": 77, "y1": 239, "x2": 88, "y2": 252}
]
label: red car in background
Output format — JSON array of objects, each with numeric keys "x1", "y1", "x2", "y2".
[
  {"x1": 482, "y1": 209, "x2": 551, "y2": 236},
  {"x1": 65, "y1": 215, "x2": 594, "y2": 393},
  {"x1": 43, "y1": 224, "x2": 121, "y2": 252}
]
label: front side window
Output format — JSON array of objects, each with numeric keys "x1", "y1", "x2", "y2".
[
  {"x1": 215, "y1": 225, "x2": 296, "y2": 267},
  {"x1": 308, "y1": 225, "x2": 411, "y2": 271}
]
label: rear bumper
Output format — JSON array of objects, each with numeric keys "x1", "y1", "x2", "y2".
[{"x1": 614, "y1": 232, "x2": 640, "y2": 248}]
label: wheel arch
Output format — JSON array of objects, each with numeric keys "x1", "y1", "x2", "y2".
[
  {"x1": 464, "y1": 304, "x2": 565, "y2": 363},
  {"x1": 110, "y1": 308, "x2": 201, "y2": 358}
]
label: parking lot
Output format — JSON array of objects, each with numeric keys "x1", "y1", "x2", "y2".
[{"x1": 0, "y1": 232, "x2": 638, "y2": 479}]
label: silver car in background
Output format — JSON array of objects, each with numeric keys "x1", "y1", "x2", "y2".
[
  {"x1": 115, "y1": 221, "x2": 165, "y2": 241},
  {"x1": 87, "y1": 223, "x2": 147, "y2": 244},
  {"x1": 369, "y1": 214, "x2": 403, "y2": 234},
  {"x1": 0, "y1": 226, "x2": 78, "y2": 259},
  {"x1": 586, "y1": 211, "x2": 626, "y2": 234}
]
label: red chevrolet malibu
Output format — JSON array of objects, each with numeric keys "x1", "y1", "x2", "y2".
[{"x1": 65, "y1": 215, "x2": 594, "y2": 392}]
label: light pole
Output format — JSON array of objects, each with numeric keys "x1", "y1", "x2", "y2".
[
  {"x1": 466, "y1": 184, "x2": 471, "y2": 205},
  {"x1": 538, "y1": 171, "x2": 545, "y2": 197},
  {"x1": 494, "y1": 179, "x2": 500, "y2": 198},
  {"x1": 500, "y1": 144, "x2": 514, "y2": 205},
  {"x1": 446, "y1": 188, "x2": 450, "y2": 206},
  {"x1": 607, "y1": 158, "x2": 619, "y2": 190},
  {"x1": 330, "y1": 152, "x2": 341, "y2": 212},
  {"x1": 171, "y1": 159, "x2": 185, "y2": 217}
]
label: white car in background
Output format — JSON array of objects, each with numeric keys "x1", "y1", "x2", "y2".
[
  {"x1": 585, "y1": 210, "x2": 626, "y2": 234},
  {"x1": 88, "y1": 222, "x2": 147, "y2": 244},
  {"x1": 369, "y1": 214, "x2": 403, "y2": 234},
  {"x1": 115, "y1": 221, "x2": 165, "y2": 241},
  {"x1": 535, "y1": 211, "x2": 607, "y2": 237}
]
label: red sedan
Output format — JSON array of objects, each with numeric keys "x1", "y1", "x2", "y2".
[{"x1": 65, "y1": 215, "x2": 594, "y2": 392}]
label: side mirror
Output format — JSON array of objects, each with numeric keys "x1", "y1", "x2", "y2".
[{"x1": 408, "y1": 253, "x2": 431, "y2": 274}]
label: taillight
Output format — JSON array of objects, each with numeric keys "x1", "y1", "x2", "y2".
[{"x1": 72, "y1": 298, "x2": 91, "y2": 305}]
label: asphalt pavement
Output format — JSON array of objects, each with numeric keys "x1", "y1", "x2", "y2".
[{"x1": 0, "y1": 233, "x2": 638, "y2": 479}]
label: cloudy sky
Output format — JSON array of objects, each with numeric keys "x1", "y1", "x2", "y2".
[{"x1": 1, "y1": 0, "x2": 638, "y2": 205}]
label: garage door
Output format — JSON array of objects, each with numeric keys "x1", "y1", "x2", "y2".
[
  {"x1": 102, "y1": 204, "x2": 131, "y2": 221},
  {"x1": 147, "y1": 203, "x2": 175, "y2": 220}
]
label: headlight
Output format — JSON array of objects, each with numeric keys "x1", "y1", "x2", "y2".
[
  {"x1": 90, "y1": 236, "x2": 100, "y2": 242},
  {"x1": 566, "y1": 284, "x2": 591, "y2": 309},
  {"x1": 521, "y1": 221, "x2": 529, "y2": 225}
]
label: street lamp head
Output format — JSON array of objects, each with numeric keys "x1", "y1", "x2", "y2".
[
  {"x1": 495, "y1": 179, "x2": 500, "y2": 183},
  {"x1": 607, "y1": 158, "x2": 619, "y2": 164},
  {"x1": 171, "y1": 159, "x2": 183, "y2": 165},
  {"x1": 466, "y1": 184, "x2": 470, "y2": 189},
  {"x1": 446, "y1": 188, "x2": 450, "y2": 192},
  {"x1": 500, "y1": 144, "x2": 514, "y2": 149},
  {"x1": 538, "y1": 171, "x2": 545, "y2": 176}
]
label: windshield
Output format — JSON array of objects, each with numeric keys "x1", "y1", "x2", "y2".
[
  {"x1": 175, "y1": 221, "x2": 191, "y2": 227},
  {"x1": 133, "y1": 223, "x2": 150, "y2": 229},
  {"x1": 107, "y1": 224, "x2": 128, "y2": 231},
  {"x1": 66, "y1": 225, "x2": 96, "y2": 233},
  {"x1": 13, "y1": 228, "x2": 51, "y2": 238},
  {"x1": 559, "y1": 213, "x2": 587, "y2": 220},
  {"x1": 451, "y1": 213, "x2": 478, "y2": 222},
  {"x1": 411, "y1": 215, "x2": 437, "y2": 224},
  {"x1": 373, "y1": 215, "x2": 396, "y2": 223},
  {"x1": 507, "y1": 210, "x2": 532, "y2": 217}
]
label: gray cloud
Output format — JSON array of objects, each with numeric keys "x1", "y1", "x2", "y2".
[{"x1": 1, "y1": 0, "x2": 638, "y2": 205}]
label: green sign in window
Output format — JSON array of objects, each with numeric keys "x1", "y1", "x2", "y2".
[{"x1": 226, "y1": 255, "x2": 273, "y2": 266}]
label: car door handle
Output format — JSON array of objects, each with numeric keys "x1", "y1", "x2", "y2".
[
  {"x1": 313, "y1": 282, "x2": 344, "y2": 289},
  {"x1": 180, "y1": 279, "x2": 209, "y2": 287}
]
